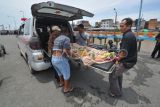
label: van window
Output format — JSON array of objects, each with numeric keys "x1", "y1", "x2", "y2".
[{"x1": 24, "y1": 19, "x2": 31, "y2": 35}]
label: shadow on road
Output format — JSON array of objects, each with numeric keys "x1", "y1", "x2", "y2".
[
  {"x1": 33, "y1": 68, "x2": 61, "y2": 89},
  {"x1": 0, "y1": 53, "x2": 9, "y2": 60},
  {"x1": 0, "y1": 76, "x2": 12, "y2": 87},
  {"x1": 33, "y1": 69, "x2": 55, "y2": 83},
  {"x1": 64, "y1": 66, "x2": 151, "y2": 106},
  {"x1": 31, "y1": 61, "x2": 151, "y2": 106}
]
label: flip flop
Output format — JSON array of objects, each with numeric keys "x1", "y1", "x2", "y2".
[
  {"x1": 108, "y1": 92, "x2": 116, "y2": 97},
  {"x1": 63, "y1": 87, "x2": 74, "y2": 93},
  {"x1": 108, "y1": 92, "x2": 121, "y2": 98},
  {"x1": 59, "y1": 83, "x2": 64, "y2": 87}
]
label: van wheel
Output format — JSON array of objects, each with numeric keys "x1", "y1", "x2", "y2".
[{"x1": 26, "y1": 57, "x2": 36, "y2": 74}]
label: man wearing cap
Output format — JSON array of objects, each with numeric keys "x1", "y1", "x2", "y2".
[
  {"x1": 48, "y1": 26, "x2": 61, "y2": 54},
  {"x1": 52, "y1": 27, "x2": 76, "y2": 93},
  {"x1": 75, "y1": 24, "x2": 91, "y2": 46},
  {"x1": 109, "y1": 18, "x2": 137, "y2": 97},
  {"x1": 48, "y1": 26, "x2": 61, "y2": 83}
]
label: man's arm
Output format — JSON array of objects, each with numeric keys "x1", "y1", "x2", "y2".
[
  {"x1": 85, "y1": 32, "x2": 91, "y2": 46},
  {"x1": 119, "y1": 36, "x2": 130, "y2": 60},
  {"x1": 48, "y1": 35, "x2": 53, "y2": 53}
]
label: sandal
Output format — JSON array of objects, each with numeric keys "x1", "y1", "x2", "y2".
[
  {"x1": 109, "y1": 92, "x2": 116, "y2": 97},
  {"x1": 63, "y1": 87, "x2": 74, "y2": 93},
  {"x1": 108, "y1": 92, "x2": 121, "y2": 98},
  {"x1": 59, "y1": 83, "x2": 64, "y2": 87}
]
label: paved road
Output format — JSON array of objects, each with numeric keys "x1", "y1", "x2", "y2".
[{"x1": 0, "y1": 35, "x2": 160, "y2": 107}]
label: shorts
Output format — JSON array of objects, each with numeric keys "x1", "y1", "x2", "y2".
[{"x1": 51, "y1": 56, "x2": 70, "y2": 80}]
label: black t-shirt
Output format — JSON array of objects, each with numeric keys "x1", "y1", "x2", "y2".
[
  {"x1": 120, "y1": 30, "x2": 137, "y2": 68},
  {"x1": 155, "y1": 33, "x2": 160, "y2": 43}
]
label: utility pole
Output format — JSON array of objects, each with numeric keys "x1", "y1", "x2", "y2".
[
  {"x1": 114, "y1": 8, "x2": 117, "y2": 30},
  {"x1": 8, "y1": 24, "x2": 10, "y2": 31},
  {"x1": 137, "y1": 0, "x2": 143, "y2": 32},
  {"x1": 137, "y1": 0, "x2": 143, "y2": 52},
  {"x1": 114, "y1": 8, "x2": 118, "y2": 47},
  {"x1": 20, "y1": 10, "x2": 25, "y2": 18}
]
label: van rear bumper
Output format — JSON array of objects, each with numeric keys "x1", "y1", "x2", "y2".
[{"x1": 30, "y1": 61, "x2": 51, "y2": 71}]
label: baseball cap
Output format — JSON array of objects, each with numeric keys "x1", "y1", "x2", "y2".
[{"x1": 51, "y1": 26, "x2": 61, "y2": 31}]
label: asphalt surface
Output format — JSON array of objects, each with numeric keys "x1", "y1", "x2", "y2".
[{"x1": 0, "y1": 35, "x2": 160, "y2": 107}]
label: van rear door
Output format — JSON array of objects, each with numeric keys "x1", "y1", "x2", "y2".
[{"x1": 31, "y1": 1, "x2": 94, "y2": 20}]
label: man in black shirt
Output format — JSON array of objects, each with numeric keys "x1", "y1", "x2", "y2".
[
  {"x1": 0, "y1": 43, "x2": 6, "y2": 55},
  {"x1": 109, "y1": 18, "x2": 137, "y2": 97},
  {"x1": 151, "y1": 31, "x2": 160, "y2": 58}
]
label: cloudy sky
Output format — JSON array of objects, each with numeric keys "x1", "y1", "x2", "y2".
[{"x1": 0, "y1": 0, "x2": 160, "y2": 29}]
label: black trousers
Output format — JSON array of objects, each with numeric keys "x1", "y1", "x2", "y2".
[
  {"x1": 151, "y1": 42, "x2": 160, "y2": 58},
  {"x1": 109, "y1": 63, "x2": 128, "y2": 96}
]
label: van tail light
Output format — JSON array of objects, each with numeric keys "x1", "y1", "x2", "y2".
[{"x1": 29, "y1": 41, "x2": 41, "y2": 50}]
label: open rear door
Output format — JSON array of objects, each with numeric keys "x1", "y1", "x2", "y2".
[{"x1": 31, "y1": 1, "x2": 94, "y2": 20}]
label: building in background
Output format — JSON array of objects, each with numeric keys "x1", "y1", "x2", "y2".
[
  {"x1": 76, "y1": 18, "x2": 160, "y2": 31},
  {"x1": 95, "y1": 22, "x2": 101, "y2": 28},
  {"x1": 144, "y1": 21, "x2": 149, "y2": 29},
  {"x1": 0, "y1": 25, "x2": 5, "y2": 30},
  {"x1": 76, "y1": 20, "x2": 92, "y2": 29},
  {"x1": 140, "y1": 19, "x2": 146, "y2": 29},
  {"x1": 156, "y1": 21, "x2": 160, "y2": 30},
  {"x1": 148, "y1": 19, "x2": 158, "y2": 30},
  {"x1": 134, "y1": 19, "x2": 146, "y2": 30},
  {"x1": 100, "y1": 19, "x2": 114, "y2": 29}
]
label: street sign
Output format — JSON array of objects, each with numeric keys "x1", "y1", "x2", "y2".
[{"x1": 21, "y1": 18, "x2": 27, "y2": 21}]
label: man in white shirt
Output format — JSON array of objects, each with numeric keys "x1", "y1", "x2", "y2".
[{"x1": 75, "y1": 24, "x2": 90, "y2": 46}]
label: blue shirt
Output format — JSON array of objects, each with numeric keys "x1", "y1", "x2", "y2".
[
  {"x1": 75, "y1": 32, "x2": 90, "y2": 46},
  {"x1": 52, "y1": 35, "x2": 70, "y2": 51}
]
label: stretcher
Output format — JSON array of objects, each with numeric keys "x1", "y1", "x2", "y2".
[
  {"x1": 91, "y1": 61, "x2": 116, "y2": 74},
  {"x1": 73, "y1": 58, "x2": 116, "y2": 74},
  {"x1": 45, "y1": 43, "x2": 126, "y2": 74},
  {"x1": 45, "y1": 49, "x2": 116, "y2": 74},
  {"x1": 71, "y1": 49, "x2": 127, "y2": 74}
]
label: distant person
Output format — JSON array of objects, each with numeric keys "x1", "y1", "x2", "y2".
[
  {"x1": 0, "y1": 43, "x2": 6, "y2": 55},
  {"x1": 75, "y1": 24, "x2": 90, "y2": 46},
  {"x1": 108, "y1": 18, "x2": 137, "y2": 97},
  {"x1": 108, "y1": 40, "x2": 117, "y2": 52},
  {"x1": 151, "y1": 31, "x2": 160, "y2": 58}
]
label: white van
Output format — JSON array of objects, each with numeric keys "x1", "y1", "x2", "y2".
[{"x1": 17, "y1": 1, "x2": 94, "y2": 74}]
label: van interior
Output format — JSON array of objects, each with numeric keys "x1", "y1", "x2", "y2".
[{"x1": 35, "y1": 17, "x2": 75, "y2": 55}]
